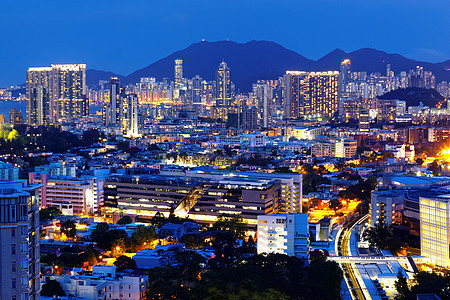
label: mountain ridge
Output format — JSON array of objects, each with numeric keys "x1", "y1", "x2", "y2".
[{"x1": 86, "y1": 40, "x2": 450, "y2": 91}]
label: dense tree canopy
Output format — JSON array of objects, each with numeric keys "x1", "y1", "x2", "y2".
[{"x1": 40, "y1": 206, "x2": 62, "y2": 222}]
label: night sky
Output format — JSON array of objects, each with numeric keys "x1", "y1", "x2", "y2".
[{"x1": 0, "y1": 0, "x2": 448, "y2": 87}]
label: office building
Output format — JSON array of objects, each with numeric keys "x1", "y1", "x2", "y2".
[
  {"x1": 257, "y1": 213, "x2": 309, "y2": 260},
  {"x1": 160, "y1": 168, "x2": 303, "y2": 214},
  {"x1": 0, "y1": 180, "x2": 42, "y2": 300},
  {"x1": 103, "y1": 174, "x2": 283, "y2": 230},
  {"x1": 420, "y1": 195, "x2": 450, "y2": 268}
]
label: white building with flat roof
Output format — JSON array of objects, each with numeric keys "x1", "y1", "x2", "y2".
[{"x1": 257, "y1": 213, "x2": 309, "y2": 260}]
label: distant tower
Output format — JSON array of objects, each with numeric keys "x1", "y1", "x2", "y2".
[
  {"x1": 109, "y1": 77, "x2": 122, "y2": 125},
  {"x1": 125, "y1": 94, "x2": 139, "y2": 137},
  {"x1": 192, "y1": 75, "x2": 202, "y2": 104},
  {"x1": 339, "y1": 59, "x2": 351, "y2": 94},
  {"x1": 215, "y1": 61, "x2": 231, "y2": 107},
  {"x1": 175, "y1": 59, "x2": 183, "y2": 87}
]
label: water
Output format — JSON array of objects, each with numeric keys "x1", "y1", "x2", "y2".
[
  {"x1": 0, "y1": 101, "x2": 105, "y2": 121},
  {"x1": 0, "y1": 101, "x2": 26, "y2": 121}
]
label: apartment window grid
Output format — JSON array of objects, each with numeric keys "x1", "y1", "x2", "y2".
[{"x1": 420, "y1": 198, "x2": 450, "y2": 267}]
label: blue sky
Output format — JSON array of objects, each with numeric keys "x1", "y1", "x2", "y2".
[{"x1": 0, "y1": 0, "x2": 448, "y2": 87}]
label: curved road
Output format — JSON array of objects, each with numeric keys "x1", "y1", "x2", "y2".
[{"x1": 336, "y1": 214, "x2": 369, "y2": 300}]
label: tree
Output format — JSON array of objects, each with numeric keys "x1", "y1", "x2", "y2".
[
  {"x1": 415, "y1": 157, "x2": 424, "y2": 166},
  {"x1": 84, "y1": 245, "x2": 98, "y2": 266},
  {"x1": 308, "y1": 257, "x2": 343, "y2": 300},
  {"x1": 364, "y1": 224, "x2": 404, "y2": 254},
  {"x1": 180, "y1": 234, "x2": 205, "y2": 249},
  {"x1": 394, "y1": 271, "x2": 410, "y2": 299},
  {"x1": 117, "y1": 215, "x2": 133, "y2": 225},
  {"x1": 111, "y1": 238, "x2": 126, "y2": 257},
  {"x1": 428, "y1": 159, "x2": 441, "y2": 176},
  {"x1": 212, "y1": 214, "x2": 247, "y2": 239},
  {"x1": 131, "y1": 225, "x2": 157, "y2": 247},
  {"x1": 41, "y1": 280, "x2": 66, "y2": 297},
  {"x1": 114, "y1": 255, "x2": 137, "y2": 271},
  {"x1": 151, "y1": 211, "x2": 166, "y2": 228},
  {"x1": 60, "y1": 220, "x2": 76, "y2": 238},
  {"x1": 40, "y1": 206, "x2": 62, "y2": 222}
]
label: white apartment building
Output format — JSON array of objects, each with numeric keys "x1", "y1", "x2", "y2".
[
  {"x1": 44, "y1": 265, "x2": 148, "y2": 300},
  {"x1": 0, "y1": 180, "x2": 42, "y2": 300},
  {"x1": 420, "y1": 195, "x2": 450, "y2": 268},
  {"x1": 334, "y1": 138, "x2": 357, "y2": 158},
  {"x1": 370, "y1": 190, "x2": 404, "y2": 227},
  {"x1": 257, "y1": 213, "x2": 309, "y2": 260}
]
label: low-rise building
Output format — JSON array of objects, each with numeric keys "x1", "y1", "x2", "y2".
[
  {"x1": 43, "y1": 265, "x2": 148, "y2": 300},
  {"x1": 257, "y1": 213, "x2": 309, "y2": 260},
  {"x1": 370, "y1": 190, "x2": 404, "y2": 227}
]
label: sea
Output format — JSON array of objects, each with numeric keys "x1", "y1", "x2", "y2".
[{"x1": 0, "y1": 101, "x2": 104, "y2": 122}]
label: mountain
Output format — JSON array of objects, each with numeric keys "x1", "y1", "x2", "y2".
[
  {"x1": 86, "y1": 40, "x2": 450, "y2": 91},
  {"x1": 124, "y1": 40, "x2": 316, "y2": 91},
  {"x1": 86, "y1": 70, "x2": 124, "y2": 87},
  {"x1": 378, "y1": 87, "x2": 444, "y2": 107}
]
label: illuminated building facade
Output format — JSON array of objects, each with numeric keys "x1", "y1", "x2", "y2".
[
  {"x1": 283, "y1": 71, "x2": 338, "y2": 119},
  {"x1": 110, "y1": 77, "x2": 122, "y2": 125},
  {"x1": 174, "y1": 59, "x2": 183, "y2": 88},
  {"x1": 26, "y1": 67, "x2": 52, "y2": 126},
  {"x1": 339, "y1": 59, "x2": 351, "y2": 94},
  {"x1": 0, "y1": 180, "x2": 41, "y2": 300},
  {"x1": 283, "y1": 71, "x2": 307, "y2": 119},
  {"x1": 27, "y1": 64, "x2": 87, "y2": 123},
  {"x1": 300, "y1": 72, "x2": 339, "y2": 118},
  {"x1": 123, "y1": 94, "x2": 139, "y2": 137},
  {"x1": 52, "y1": 64, "x2": 88, "y2": 120},
  {"x1": 103, "y1": 174, "x2": 282, "y2": 230},
  {"x1": 257, "y1": 213, "x2": 309, "y2": 260},
  {"x1": 419, "y1": 195, "x2": 450, "y2": 268},
  {"x1": 215, "y1": 61, "x2": 232, "y2": 107},
  {"x1": 9, "y1": 108, "x2": 24, "y2": 127},
  {"x1": 254, "y1": 82, "x2": 273, "y2": 128}
]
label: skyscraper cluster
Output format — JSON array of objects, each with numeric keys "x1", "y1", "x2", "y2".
[
  {"x1": 26, "y1": 64, "x2": 87, "y2": 126},
  {"x1": 102, "y1": 77, "x2": 139, "y2": 137}
]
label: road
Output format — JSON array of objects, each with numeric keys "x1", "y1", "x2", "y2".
[{"x1": 336, "y1": 214, "x2": 369, "y2": 300}]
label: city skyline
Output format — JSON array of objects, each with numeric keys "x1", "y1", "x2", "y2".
[{"x1": 0, "y1": 0, "x2": 449, "y2": 86}]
